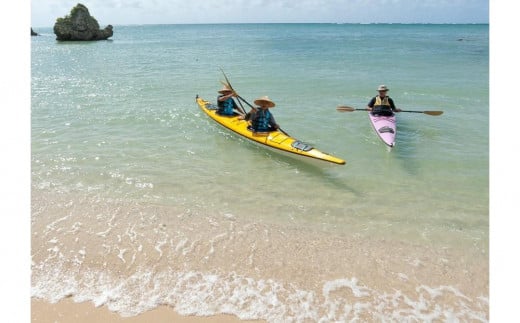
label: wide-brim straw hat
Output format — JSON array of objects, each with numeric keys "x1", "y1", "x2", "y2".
[
  {"x1": 254, "y1": 96, "x2": 276, "y2": 108},
  {"x1": 218, "y1": 85, "x2": 232, "y2": 94},
  {"x1": 377, "y1": 85, "x2": 389, "y2": 91}
]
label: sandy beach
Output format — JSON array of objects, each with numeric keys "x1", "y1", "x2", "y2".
[
  {"x1": 32, "y1": 298, "x2": 265, "y2": 323},
  {"x1": 31, "y1": 190, "x2": 488, "y2": 321}
]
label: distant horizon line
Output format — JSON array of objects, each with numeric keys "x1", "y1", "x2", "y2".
[{"x1": 31, "y1": 22, "x2": 490, "y2": 29}]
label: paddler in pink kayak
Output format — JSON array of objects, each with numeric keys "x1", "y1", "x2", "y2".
[{"x1": 366, "y1": 85, "x2": 402, "y2": 116}]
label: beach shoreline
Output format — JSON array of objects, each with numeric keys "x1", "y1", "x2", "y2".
[
  {"x1": 32, "y1": 298, "x2": 265, "y2": 322},
  {"x1": 31, "y1": 190, "x2": 488, "y2": 321}
]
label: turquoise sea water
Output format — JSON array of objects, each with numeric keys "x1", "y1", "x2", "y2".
[{"x1": 31, "y1": 24, "x2": 489, "y2": 321}]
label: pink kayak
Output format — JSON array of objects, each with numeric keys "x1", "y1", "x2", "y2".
[{"x1": 368, "y1": 113, "x2": 396, "y2": 147}]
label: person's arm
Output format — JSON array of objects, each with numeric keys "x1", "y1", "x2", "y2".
[
  {"x1": 269, "y1": 113, "x2": 279, "y2": 129},
  {"x1": 389, "y1": 98, "x2": 401, "y2": 112},
  {"x1": 218, "y1": 93, "x2": 236, "y2": 102},
  {"x1": 366, "y1": 97, "x2": 376, "y2": 111},
  {"x1": 239, "y1": 108, "x2": 256, "y2": 120},
  {"x1": 231, "y1": 98, "x2": 239, "y2": 110}
]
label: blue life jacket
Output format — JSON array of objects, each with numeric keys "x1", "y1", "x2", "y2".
[
  {"x1": 252, "y1": 109, "x2": 272, "y2": 132},
  {"x1": 217, "y1": 96, "x2": 236, "y2": 116}
]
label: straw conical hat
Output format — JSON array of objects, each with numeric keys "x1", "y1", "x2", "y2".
[
  {"x1": 218, "y1": 85, "x2": 232, "y2": 94},
  {"x1": 254, "y1": 96, "x2": 275, "y2": 108}
]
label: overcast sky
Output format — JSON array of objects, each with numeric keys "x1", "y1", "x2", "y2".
[{"x1": 31, "y1": 0, "x2": 489, "y2": 27}]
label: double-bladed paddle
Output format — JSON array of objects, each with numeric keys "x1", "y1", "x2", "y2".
[
  {"x1": 336, "y1": 105, "x2": 443, "y2": 116},
  {"x1": 219, "y1": 69, "x2": 247, "y2": 115}
]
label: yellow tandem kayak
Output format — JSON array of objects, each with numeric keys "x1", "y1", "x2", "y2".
[{"x1": 196, "y1": 96, "x2": 346, "y2": 165}]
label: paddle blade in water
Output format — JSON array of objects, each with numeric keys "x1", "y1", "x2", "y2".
[
  {"x1": 424, "y1": 110, "x2": 444, "y2": 116},
  {"x1": 336, "y1": 105, "x2": 355, "y2": 112}
]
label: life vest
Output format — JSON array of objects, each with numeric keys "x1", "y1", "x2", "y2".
[
  {"x1": 252, "y1": 109, "x2": 272, "y2": 132},
  {"x1": 217, "y1": 96, "x2": 235, "y2": 116},
  {"x1": 373, "y1": 96, "x2": 393, "y2": 116}
]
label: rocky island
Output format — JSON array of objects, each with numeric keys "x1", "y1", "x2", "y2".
[{"x1": 53, "y1": 3, "x2": 113, "y2": 41}]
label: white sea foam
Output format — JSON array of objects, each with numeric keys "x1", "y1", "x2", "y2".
[
  {"x1": 117, "y1": 248, "x2": 127, "y2": 263},
  {"x1": 31, "y1": 262, "x2": 489, "y2": 322},
  {"x1": 323, "y1": 278, "x2": 370, "y2": 298},
  {"x1": 135, "y1": 182, "x2": 153, "y2": 189},
  {"x1": 154, "y1": 239, "x2": 167, "y2": 258}
]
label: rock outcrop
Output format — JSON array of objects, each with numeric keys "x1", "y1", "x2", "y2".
[
  {"x1": 53, "y1": 3, "x2": 113, "y2": 41},
  {"x1": 31, "y1": 28, "x2": 39, "y2": 36}
]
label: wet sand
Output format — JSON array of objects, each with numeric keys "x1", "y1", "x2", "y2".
[
  {"x1": 31, "y1": 191, "x2": 489, "y2": 321},
  {"x1": 32, "y1": 298, "x2": 265, "y2": 322}
]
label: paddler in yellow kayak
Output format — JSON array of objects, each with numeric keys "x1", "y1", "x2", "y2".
[
  {"x1": 216, "y1": 84, "x2": 239, "y2": 116},
  {"x1": 239, "y1": 96, "x2": 280, "y2": 133}
]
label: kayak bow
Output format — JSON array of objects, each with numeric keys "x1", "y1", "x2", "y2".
[{"x1": 368, "y1": 112, "x2": 397, "y2": 148}]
